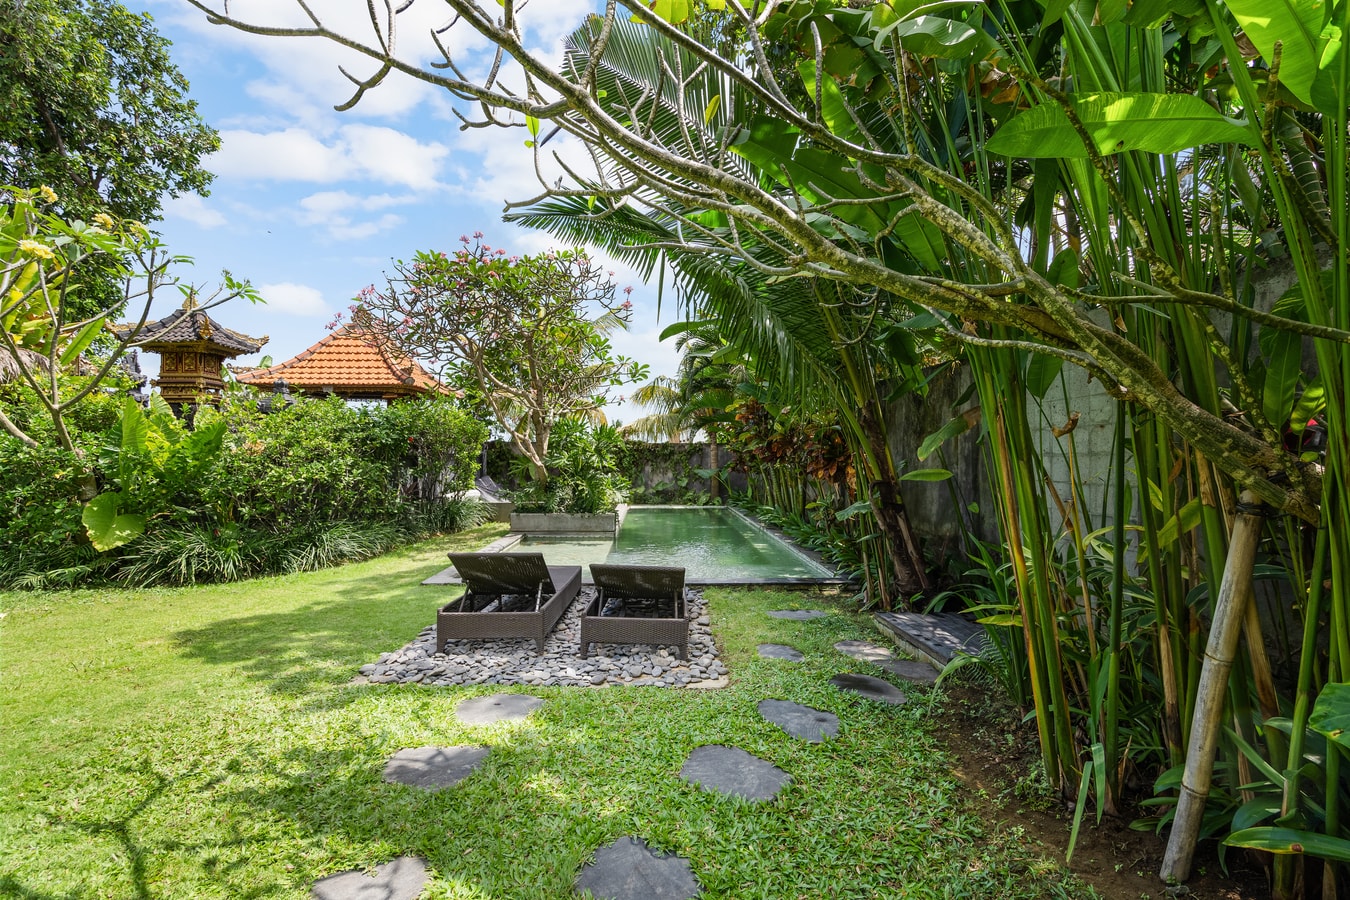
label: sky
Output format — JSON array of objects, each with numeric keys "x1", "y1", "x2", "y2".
[{"x1": 127, "y1": 0, "x2": 680, "y2": 425}]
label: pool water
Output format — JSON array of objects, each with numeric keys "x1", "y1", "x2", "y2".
[{"x1": 517, "y1": 506, "x2": 835, "y2": 584}]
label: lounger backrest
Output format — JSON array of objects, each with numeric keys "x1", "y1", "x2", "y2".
[
  {"x1": 589, "y1": 564, "x2": 685, "y2": 601},
  {"x1": 449, "y1": 552, "x2": 556, "y2": 594}
]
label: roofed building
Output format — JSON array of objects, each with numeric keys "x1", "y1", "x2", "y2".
[
  {"x1": 112, "y1": 296, "x2": 267, "y2": 410},
  {"x1": 234, "y1": 320, "x2": 449, "y2": 402}
]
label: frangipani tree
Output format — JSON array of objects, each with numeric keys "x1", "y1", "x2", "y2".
[
  {"x1": 1, "y1": 186, "x2": 256, "y2": 456},
  {"x1": 189, "y1": 0, "x2": 1350, "y2": 890},
  {"x1": 356, "y1": 236, "x2": 647, "y2": 482},
  {"x1": 188, "y1": 0, "x2": 1341, "y2": 523}
]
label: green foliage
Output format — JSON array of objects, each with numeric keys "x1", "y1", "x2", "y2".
[
  {"x1": 357, "y1": 235, "x2": 647, "y2": 483},
  {"x1": 509, "y1": 419, "x2": 629, "y2": 513},
  {"x1": 615, "y1": 440, "x2": 712, "y2": 504},
  {"x1": 0, "y1": 439, "x2": 100, "y2": 584},
  {"x1": 0, "y1": 387, "x2": 489, "y2": 587},
  {"x1": 0, "y1": 0, "x2": 219, "y2": 224}
]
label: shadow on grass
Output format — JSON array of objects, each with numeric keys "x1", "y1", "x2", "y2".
[
  {"x1": 170, "y1": 563, "x2": 463, "y2": 697},
  {"x1": 212, "y1": 730, "x2": 628, "y2": 897}
]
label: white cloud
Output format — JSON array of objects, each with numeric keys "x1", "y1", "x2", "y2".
[
  {"x1": 209, "y1": 125, "x2": 450, "y2": 189},
  {"x1": 257, "y1": 282, "x2": 329, "y2": 317},
  {"x1": 296, "y1": 190, "x2": 415, "y2": 240},
  {"x1": 161, "y1": 193, "x2": 227, "y2": 229}
]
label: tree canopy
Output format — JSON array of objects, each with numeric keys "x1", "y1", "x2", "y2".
[
  {"x1": 0, "y1": 0, "x2": 218, "y2": 223},
  {"x1": 357, "y1": 236, "x2": 648, "y2": 482}
]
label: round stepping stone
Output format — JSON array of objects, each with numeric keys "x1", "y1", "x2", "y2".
[
  {"x1": 679, "y1": 744, "x2": 791, "y2": 802},
  {"x1": 311, "y1": 856, "x2": 427, "y2": 900},
  {"x1": 876, "y1": 658, "x2": 939, "y2": 683},
  {"x1": 382, "y1": 745, "x2": 489, "y2": 790},
  {"x1": 833, "y1": 639, "x2": 894, "y2": 663},
  {"x1": 456, "y1": 693, "x2": 544, "y2": 724},
  {"x1": 830, "y1": 673, "x2": 907, "y2": 705},
  {"x1": 757, "y1": 643, "x2": 805, "y2": 661},
  {"x1": 575, "y1": 836, "x2": 701, "y2": 900},
  {"x1": 757, "y1": 699, "x2": 839, "y2": 743},
  {"x1": 767, "y1": 609, "x2": 827, "y2": 620}
]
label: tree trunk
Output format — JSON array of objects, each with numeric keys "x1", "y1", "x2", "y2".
[
  {"x1": 1159, "y1": 490, "x2": 1264, "y2": 884},
  {"x1": 859, "y1": 406, "x2": 930, "y2": 600}
]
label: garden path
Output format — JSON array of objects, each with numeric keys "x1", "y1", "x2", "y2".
[{"x1": 314, "y1": 603, "x2": 938, "y2": 899}]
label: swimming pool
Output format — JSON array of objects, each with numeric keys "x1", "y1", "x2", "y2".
[{"x1": 511, "y1": 506, "x2": 837, "y2": 585}]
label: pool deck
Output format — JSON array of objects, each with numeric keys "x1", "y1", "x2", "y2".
[{"x1": 422, "y1": 507, "x2": 850, "y2": 588}]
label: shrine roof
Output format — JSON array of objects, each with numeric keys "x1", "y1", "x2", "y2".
[
  {"x1": 234, "y1": 322, "x2": 449, "y2": 395},
  {"x1": 113, "y1": 298, "x2": 267, "y2": 357}
]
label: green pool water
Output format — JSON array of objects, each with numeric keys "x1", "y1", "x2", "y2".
[{"x1": 517, "y1": 506, "x2": 835, "y2": 584}]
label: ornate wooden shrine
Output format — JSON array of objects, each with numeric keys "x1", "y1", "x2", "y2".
[{"x1": 113, "y1": 297, "x2": 267, "y2": 409}]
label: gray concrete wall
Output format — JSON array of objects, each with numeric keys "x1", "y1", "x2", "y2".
[{"x1": 885, "y1": 365, "x2": 996, "y2": 545}]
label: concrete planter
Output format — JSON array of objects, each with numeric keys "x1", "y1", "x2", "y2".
[{"x1": 509, "y1": 510, "x2": 618, "y2": 534}]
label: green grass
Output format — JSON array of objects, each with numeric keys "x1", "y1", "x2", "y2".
[{"x1": 1, "y1": 524, "x2": 1091, "y2": 899}]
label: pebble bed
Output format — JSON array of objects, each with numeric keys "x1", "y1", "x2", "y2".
[{"x1": 356, "y1": 587, "x2": 728, "y2": 688}]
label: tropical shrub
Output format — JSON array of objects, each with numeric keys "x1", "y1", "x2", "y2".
[
  {"x1": 0, "y1": 386, "x2": 490, "y2": 586},
  {"x1": 508, "y1": 419, "x2": 629, "y2": 514}
]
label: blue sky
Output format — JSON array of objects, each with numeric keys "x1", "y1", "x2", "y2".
[{"x1": 129, "y1": 0, "x2": 679, "y2": 424}]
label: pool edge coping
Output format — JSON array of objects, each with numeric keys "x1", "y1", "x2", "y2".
[{"x1": 423, "y1": 505, "x2": 852, "y2": 588}]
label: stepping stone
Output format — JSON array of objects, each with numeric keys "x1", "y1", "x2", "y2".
[
  {"x1": 767, "y1": 609, "x2": 827, "y2": 620},
  {"x1": 834, "y1": 639, "x2": 939, "y2": 683},
  {"x1": 874, "y1": 611, "x2": 987, "y2": 667},
  {"x1": 757, "y1": 643, "x2": 804, "y2": 661},
  {"x1": 876, "y1": 658, "x2": 939, "y2": 683},
  {"x1": 456, "y1": 693, "x2": 544, "y2": 724},
  {"x1": 679, "y1": 745, "x2": 791, "y2": 802},
  {"x1": 311, "y1": 856, "x2": 427, "y2": 900},
  {"x1": 833, "y1": 639, "x2": 893, "y2": 663},
  {"x1": 382, "y1": 745, "x2": 489, "y2": 790},
  {"x1": 757, "y1": 699, "x2": 839, "y2": 743},
  {"x1": 575, "y1": 836, "x2": 701, "y2": 900},
  {"x1": 830, "y1": 673, "x2": 907, "y2": 706}
]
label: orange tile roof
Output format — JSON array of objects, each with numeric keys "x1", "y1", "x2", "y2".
[{"x1": 235, "y1": 323, "x2": 450, "y2": 397}]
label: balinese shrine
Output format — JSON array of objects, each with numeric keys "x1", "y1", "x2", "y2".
[
  {"x1": 114, "y1": 296, "x2": 268, "y2": 411},
  {"x1": 233, "y1": 318, "x2": 449, "y2": 403}
]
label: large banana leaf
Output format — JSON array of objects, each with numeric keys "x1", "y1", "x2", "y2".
[
  {"x1": 1224, "y1": 0, "x2": 1342, "y2": 109},
  {"x1": 987, "y1": 92, "x2": 1254, "y2": 157}
]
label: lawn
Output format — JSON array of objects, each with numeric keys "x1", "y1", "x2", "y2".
[{"x1": 1, "y1": 524, "x2": 1090, "y2": 899}]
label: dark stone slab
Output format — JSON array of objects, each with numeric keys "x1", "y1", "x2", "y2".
[
  {"x1": 679, "y1": 744, "x2": 791, "y2": 802},
  {"x1": 311, "y1": 856, "x2": 427, "y2": 900},
  {"x1": 834, "y1": 639, "x2": 939, "y2": 682},
  {"x1": 833, "y1": 639, "x2": 893, "y2": 663},
  {"x1": 767, "y1": 609, "x2": 827, "y2": 620},
  {"x1": 757, "y1": 699, "x2": 839, "y2": 743},
  {"x1": 874, "y1": 612, "x2": 987, "y2": 667},
  {"x1": 575, "y1": 836, "x2": 701, "y2": 900},
  {"x1": 876, "y1": 658, "x2": 939, "y2": 683},
  {"x1": 382, "y1": 745, "x2": 489, "y2": 790},
  {"x1": 757, "y1": 643, "x2": 805, "y2": 661},
  {"x1": 830, "y1": 673, "x2": 907, "y2": 706},
  {"x1": 456, "y1": 693, "x2": 544, "y2": 724}
]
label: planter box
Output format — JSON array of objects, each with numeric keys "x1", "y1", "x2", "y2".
[{"x1": 509, "y1": 511, "x2": 618, "y2": 533}]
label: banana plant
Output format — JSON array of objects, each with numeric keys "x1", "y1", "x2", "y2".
[{"x1": 83, "y1": 395, "x2": 227, "y2": 552}]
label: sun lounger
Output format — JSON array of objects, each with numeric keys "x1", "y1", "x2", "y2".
[
  {"x1": 437, "y1": 552, "x2": 582, "y2": 654},
  {"x1": 581, "y1": 564, "x2": 690, "y2": 660}
]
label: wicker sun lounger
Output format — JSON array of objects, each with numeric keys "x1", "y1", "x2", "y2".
[
  {"x1": 580, "y1": 564, "x2": 690, "y2": 660},
  {"x1": 438, "y1": 552, "x2": 582, "y2": 654}
]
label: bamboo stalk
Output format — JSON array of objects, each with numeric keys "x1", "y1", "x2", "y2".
[{"x1": 1159, "y1": 490, "x2": 1265, "y2": 883}]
